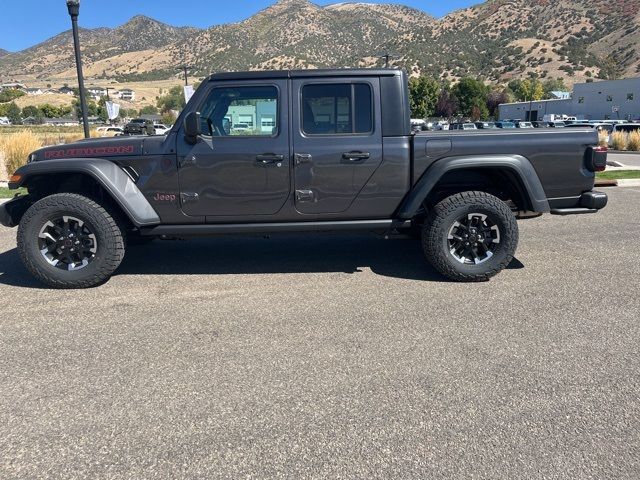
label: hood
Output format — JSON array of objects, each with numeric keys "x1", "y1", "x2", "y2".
[{"x1": 29, "y1": 135, "x2": 167, "y2": 163}]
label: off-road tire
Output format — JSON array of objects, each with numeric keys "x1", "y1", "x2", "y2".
[
  {"x1": 17, "y1": 193, "x2": 125, "y2": 288},
  {"x1": 422, "y1": 191, "x2": 519, "y2": 282}
]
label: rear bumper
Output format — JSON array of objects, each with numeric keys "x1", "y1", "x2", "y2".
[{"x1": 550, "y1": 191, "x2": 608, "y2": 215}]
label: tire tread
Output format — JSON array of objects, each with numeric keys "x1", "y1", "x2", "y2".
[
  {"x1": 17, "y1": 193, "x2": 125, "y2": 288},
  {"x1": 422, "y1": 191, "x2": 518, "y2": 282}
]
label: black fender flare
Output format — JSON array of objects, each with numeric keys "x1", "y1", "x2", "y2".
[
  {"x1": 397, "y1": 154, "x2": 550, "y2": 219},
  {"x1": 11, "y1": 158, "x2": 160, "y2": 227}
]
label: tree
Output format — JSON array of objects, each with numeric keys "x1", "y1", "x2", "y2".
[
  {"x1": 39, "y1": 103, "x2": 72, "y2": 118},
  {"x1": 157, "y1": 85, "x2": 186, "y2": 113},
  {"x1": 21, "y1": 105, "x2": 44, "y2": 124},
  {"x1": 453, "y1": 78, "x2": 489, "y2": 120},
  {"x1": 542, "y1": 78, "x2": 567, "y2": 99},
  {"x1": 0, "y1": 89, "x2": 25, "y2": 103},
  {"x1": 507, "y1": 78, "x2": 544, "y2": 102},
  {"x1": 435, "y1": 89, "x2": 458, "y2": 118},
  {"x1": 161, "y1": 112, "x2": 177, "y2": 126},
  {"x1": 140, "y1": 105, "x2": 159, "y2": 115},
  {"x1": 7, "y1": 102, "x2": 22, "y2": 125},
  {"x1": 408, "y1": 76, "x2": 440, "y2": 119},
  {"x1": 486, "y1": 90, "x2": 510, "y2": 119}
]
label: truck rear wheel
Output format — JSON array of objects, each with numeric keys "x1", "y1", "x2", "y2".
[
  {"x1": 17, "y1": 193, "x2": 125, "y2": 288},
  {"x1": 422, "y1": 191, "x2": 518, "y2": 282}
]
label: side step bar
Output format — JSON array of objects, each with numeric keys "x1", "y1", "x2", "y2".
[
  {"x1": 141, "y1": 219, "x2": 410, "y2": 237},
  {"x1": 550, "y1": 208, "x2": 598, "y2": 215}
]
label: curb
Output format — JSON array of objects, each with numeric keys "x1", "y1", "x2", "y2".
[
  {"x1": 609, "y1": 150, "x2": 640, "y2": 156},
  {"x1": 617, "y1": 179, "x2": 640, "y2": 187},
  {"x1": 595, "y1": 179, "x2": 618, "y2": 187}
]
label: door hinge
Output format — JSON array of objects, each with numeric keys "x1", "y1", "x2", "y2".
[
  {"x1": 180, "y1": 192, "x2": 199, "y2": 204},
  {"x1": 295, "y1": 189, "x2": 315, "y2": 202}
]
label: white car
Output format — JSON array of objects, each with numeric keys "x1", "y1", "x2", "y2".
[
  {"x1": 231, "y1": 123, "x2": 250, "y2": 134},
  {"x1": 153, "y1": 124, "x2": 171, "y2": 135},
  {"x1": 96, "y1": 126, "x2": 123, "y2": 137}
]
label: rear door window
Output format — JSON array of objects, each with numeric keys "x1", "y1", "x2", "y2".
[{"x1": 301, "y1": 83, "x2": 373, "y2": 135}]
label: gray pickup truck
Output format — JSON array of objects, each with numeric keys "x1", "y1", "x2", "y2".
[{"x1": 1, "y1": 69, "x2": 608, "y2": 288}]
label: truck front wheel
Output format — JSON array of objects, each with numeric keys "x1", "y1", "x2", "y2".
[
  {"x1": 422, "y1": 191, "x2": 519, "y2": 282},
  {"x1": 17, "y1": 193, "x2": 125, "y2": 288}
]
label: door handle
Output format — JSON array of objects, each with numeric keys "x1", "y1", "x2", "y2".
[
  {"x1": 342, "y1": 151, "x2": 370, "y2": 162},
  {"x1": 179, "y1": 154, "x2": 197, "y2": 168},
  {"x1": 256, "y1": 153, "x2": 284, "y2": 165},
  {"x1": 294, "y1": 153, "x2": 312, "y2": 165}
]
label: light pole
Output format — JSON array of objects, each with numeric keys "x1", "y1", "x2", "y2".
[
  {"x1": 177, "y1": 65, "x2": 192, "y2": 86},
  {"x1": 379, "y1": 52, "x2": 397, "y2": 68},
  {"x1": 66, "y1": 0, "x2": 90, "y2": 138}
]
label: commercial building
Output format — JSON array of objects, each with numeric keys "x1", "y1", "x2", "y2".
[{"x1": 499, "y1": 77, "x2": 640, "y2": 122}]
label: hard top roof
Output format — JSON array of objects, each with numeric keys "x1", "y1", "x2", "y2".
[{"x1": 206, "y1": 68, "x2": 404, "y2": 82}]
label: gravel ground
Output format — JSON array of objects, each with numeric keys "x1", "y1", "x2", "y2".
[{"x1": 0, "y1": 187, "x2": 638, "y2": 479}]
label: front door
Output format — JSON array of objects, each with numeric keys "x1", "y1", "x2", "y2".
[
  {"x1": 177, "y1": 80, "x2": 290, "y2": 217},
  {"x1": 291, "y1": 78, "x2": 383, "y2": 214}
]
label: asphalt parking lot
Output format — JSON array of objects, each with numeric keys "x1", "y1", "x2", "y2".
[
  {"x1": 610, "y1": 152, "x2": 640, "y2": 168},
  {"x1": 1, "y1": 187, "x2": 639, "y2": 479}
]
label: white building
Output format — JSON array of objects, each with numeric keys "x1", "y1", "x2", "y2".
[
  {"x1": 0, "y1": 82, "x2": 26, "y2": 91},
  {"x1": 499, "y1": 77, "x2": 640, "y2": 122},
  {"x1": 118, "y1": 89, "x2": 135, "y2": 101}
]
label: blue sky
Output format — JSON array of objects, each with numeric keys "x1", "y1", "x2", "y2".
[{"x1": 1, "y1": 0, "x2": 482, "y2": 52}]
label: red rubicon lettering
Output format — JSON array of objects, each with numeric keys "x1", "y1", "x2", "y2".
[{"x1": 44, "y1": 145, "x2": 135, "y2": 159}]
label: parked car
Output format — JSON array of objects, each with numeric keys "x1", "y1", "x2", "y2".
[
  {"x1": 123, "y1": 118, "x2": 155, "y2": 136},
  {"x1": 515, "y1": 121, "x2": 534, "y2": 129},
  {"x1": 565, "y1": 123, "x2": 613, "y2": 143},
  {"x1": 532, "y1": 121, "x2": 549, "y2": 128},
  {"x1": 231, "y1": 122, "x2": 250, "y2": 134},
  {"x1": 495, "y1": 121, "x2": 516, "y2": 129},
  {"x1": 96, "y1": 126, "x2": 123, "y2": 137},
  {"x1": 154, "y1": 124, "x2": 171, "y2": 135},
  {"x1": 611, "y1": 123, "x2": 640, "y2": 134},
  {"x1": 2, "y1": 68, "x2": 608, "y2": 288},
  {"x1": 547, "y1": 121, "x2": 566, "y2": 128},
  {"x1": 450, "y1": 122, "x2": 477, "y2": 131},
  {"x1": 475, "y1": 122, "x2": 497, "y2": 129}
]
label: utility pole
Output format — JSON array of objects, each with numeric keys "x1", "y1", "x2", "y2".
[
  {"x1": 177, "y1": 65, "x2": 192, "y2": 86},
  {"x1": 379, "y1": 52, "x2": 397, "y2": 69},
  {"x1": 66, "y1": 0, "x2": 90, "y2": 138}
]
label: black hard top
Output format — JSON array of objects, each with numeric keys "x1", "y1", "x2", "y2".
[{"x1": 207, "y1": 68, "x2": 404, "y2": 82}]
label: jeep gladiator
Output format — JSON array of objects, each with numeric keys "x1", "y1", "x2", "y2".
[{"x1": 0, "y1": 69, "x2": 608, "y2": 288}]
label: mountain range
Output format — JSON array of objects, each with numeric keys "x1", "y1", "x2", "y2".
[{"x1": 0, "y1": 0, "x2": 638, "y2": 85}]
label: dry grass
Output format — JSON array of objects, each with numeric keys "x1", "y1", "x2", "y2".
[
  {"x1": 627, "y1": 130, "x2": 640, "y2": 151},
  {"x1": 610, "y1": 131, "x2": 628, "y2": 151},
  {"x1": 1, "y1": 130, "x2": 43, "y2": 176},
  {"x1": 598, "y1": 131, "x2": 609, "y2": 147},
  {"x1": 0, "y1": 127, "x2": 97, "y2": 180}
]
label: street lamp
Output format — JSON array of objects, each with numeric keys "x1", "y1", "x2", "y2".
[
  {"x1": 66, "y1": 0, "x2": 90, "y2": 138},
  {"x1": 177, "y1": 65, "x2": 192, "y2": 86},
  {"x1": 378, "y1": 52, "x2": 397, "y2": 68}
]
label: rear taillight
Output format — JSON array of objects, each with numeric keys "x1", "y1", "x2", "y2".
[{"x1": 589, "y1": 145, "x2": 607, "y2": 172}]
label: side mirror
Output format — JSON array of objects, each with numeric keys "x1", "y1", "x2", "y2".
[{"x1": 184, "y1": 111, "x2": 201, "y2": 144}]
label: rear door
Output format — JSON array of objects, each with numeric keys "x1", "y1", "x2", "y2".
[
  {"x1": 176, "y1": 80, "x2": 290, "y2": 217},
  {"x1": 291, "y1": 78, "x2": 383, "y2": 214}
]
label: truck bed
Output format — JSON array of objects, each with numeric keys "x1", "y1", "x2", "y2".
[{"x1": 412, "y1": 128, "x2": 599, "y2": 205}]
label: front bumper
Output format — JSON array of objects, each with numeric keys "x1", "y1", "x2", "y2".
[{"x1": 550, "y1": 190, "x2": 608, "y2": 215}]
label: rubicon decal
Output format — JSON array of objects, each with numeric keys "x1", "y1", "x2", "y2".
[{"x1": 44, "y1": 145, "x2": 136, "y2": 159}]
